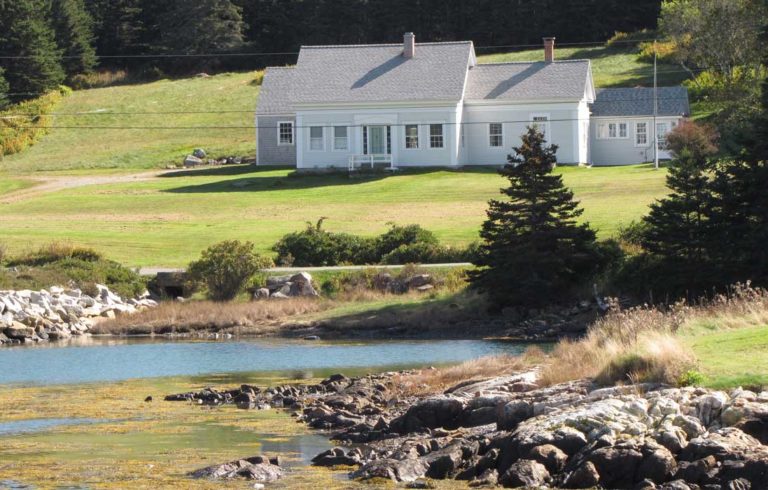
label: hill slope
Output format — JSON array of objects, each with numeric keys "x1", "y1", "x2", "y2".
[{"x1": 0, "y1": 46, "x2": 690, "y2": 175}]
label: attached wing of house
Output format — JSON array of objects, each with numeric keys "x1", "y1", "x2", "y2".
[{"x1": 256, "y1": 34, "x2": 688, "y2": 169}]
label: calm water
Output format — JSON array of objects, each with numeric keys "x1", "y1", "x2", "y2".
[{"x1": 0, "y1": 337, "x2": 528, "y2": 385}]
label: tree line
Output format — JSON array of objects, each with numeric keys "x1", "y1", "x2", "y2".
[{"x1": 0, "y1": 0, "x2": 663, "y2": 105}]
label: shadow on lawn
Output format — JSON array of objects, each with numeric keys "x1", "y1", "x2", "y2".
[{"x1": 162, "y1": 166, "x2": 500, "y2": 194}]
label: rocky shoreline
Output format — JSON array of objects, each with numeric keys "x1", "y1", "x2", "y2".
[
  {"x1": 0, "y1": 285, "x2": 157, "y2": 345},
  {"x1": 168, "y1": 370, "x2": 768, "y2": 489}
]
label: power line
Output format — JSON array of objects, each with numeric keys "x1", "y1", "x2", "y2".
[
  {"x1": 0, "y1": 96, "x2": 694, "y2": 119},
  {"x1": 4, "y1": 117, "x2": 689, "y2": 131},
  {"x1": 0, "y1": 39, "x2": 669, "y2": 61}
]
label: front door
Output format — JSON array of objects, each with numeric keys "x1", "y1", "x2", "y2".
[{"x1": 368, "y1": 126, "x2": 389, "y2": 155}]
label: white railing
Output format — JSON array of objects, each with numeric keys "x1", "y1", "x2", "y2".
[{"x1": 348, "y1": 154, "x2": 393, "y2": 171}]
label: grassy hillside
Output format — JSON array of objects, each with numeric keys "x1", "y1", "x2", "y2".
[
  {"x1": 0, "y1": 45, "x2": 692, "y2": 175},
  {"x1": 0, "y1": 165, "x2": 668, "y2": 267},
  {"x1": 0, "y1": 72, "x2": 261, "y2": 174},
  {"x1": 477, "y1": 45, "x2": 690, "y2": 88}
]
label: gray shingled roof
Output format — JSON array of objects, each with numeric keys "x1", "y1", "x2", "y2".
[
  {"x1": 258, "y1": 42, "x2": 475, "y2": 110},
  {"x1": 257, "y1": 67, "x2": 295, "y2": 115},
  {"x1": 464, "y1": 61, "x2": 592, "y2": 101},
  {"x1": 591, "y1": 87, "x2": 690, "y2": 117}
]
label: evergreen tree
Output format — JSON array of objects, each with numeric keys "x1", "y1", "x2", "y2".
[
  {"x1": 158, "y1": 0, "x2": 245, "y2": 55},
  {"x1": 84, "y1": 0, "x2": 147, "y2": 59},
  {"x1": 50, "y1": 0, "x2": 98, "y2": 77},
  {"x1": 0, "y1": 68, "x2": 9, "y2": 109},
  {"x1": 469, "y1": 126, "x2": 602, "y2": 309},
  {"x1": 0, "y1": 0, "x2": 65, "y2": 98}
]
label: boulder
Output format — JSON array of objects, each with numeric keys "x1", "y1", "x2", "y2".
[
  {"x1": 405, "y1": 275, "x2": 432, "y2": 290},
  {"x1": 527, "y1": 444, "x2": 568, "y2": 473},
  {"x1": 3, "y1": 322, "x2": 36, "y2": 340},
  {"x1": 500, "y1": 459, "x2": 550, "y2": 488},
  {"x1": 587, "y1": 444, "x2": 643, "y2": 488},
  {"x1": 184, "y1": 155, "x2": 204, "y2": 168},
  {"x1": 497, "y1": 400, "x2": 534, "y2": 430},
  {"x1": 192, "y1": 148, "x2": 207, "y2": 159},
  {"x1": 390, "y1": 397, "x2": 464, "y2": 433},
  {"x1": 637, "y1": 445, "x2": 677, "y2": 484},
  {"x1": 565, "y1": 461, "x2": 601, "y2": 488}
]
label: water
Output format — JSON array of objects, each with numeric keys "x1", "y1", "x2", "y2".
[
  {"x1": 0, "y1": 337, "x2": 528, "y2": 385},
  {"x1": 0, "y1": 418, "x2": 107, "y2": 436}
]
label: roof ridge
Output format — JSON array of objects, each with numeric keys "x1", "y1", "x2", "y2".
[
  {"x1": 301, "y1": 41, "x2": 472, "y2": 49},
  {"x1": 265, "y1": 66, "x2": 295, "y2": 71},
  {"x1": 476, "y1": 59, "x2": 591, "y2": 67}
]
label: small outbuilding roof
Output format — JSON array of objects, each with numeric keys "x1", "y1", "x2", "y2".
[
  {"x1": 464, "y1": 60, "x2": 594, "y2": 102},
  {"x1": 591, "y1": 87, "x2": 690, "y2": 117}
]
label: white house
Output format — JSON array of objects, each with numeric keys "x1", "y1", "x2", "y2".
[{"x1": 256, "y1": 34, "x2": 689, "y2": 169}]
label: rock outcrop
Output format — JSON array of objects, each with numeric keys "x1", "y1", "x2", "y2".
[
  {"x1": 255, "y1": 272, "x2": 319, "y2": 300},
  {"x1": 190, "y1": 455, "x2": 283, "y2": 483},
  {"x1": 0, "y1": 285, "x2": 156, "y2": 345},
  {"x1": 169, "y1": 371, "x2": 768, "y2": 489}
]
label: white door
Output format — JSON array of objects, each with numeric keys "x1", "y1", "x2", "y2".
[
  {"x1": 656, "y1": 122, "x2": 671, "y2": 159},
  {"x1": 368, "y1": 126, "x2": 388, "y2": 155}
]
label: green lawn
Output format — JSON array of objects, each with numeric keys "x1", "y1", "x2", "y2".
[
  {"x1": 682, "y1": 325, "x2": 768, "y2": 389},
  {"x1": 0, "y1": 164, "x2": 668, "y2": 267},
  {"x1": 0, "y1": 178, "x2": 34, "y2": 196},
  {"x1": 478, "y1": 45, "x2": 690, "y2": 88},
  {"x1": 0, "y1": 71, "x2": 262, "y2": 174}
]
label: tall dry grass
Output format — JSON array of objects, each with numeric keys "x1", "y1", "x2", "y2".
[
  {"x1": 392, "y1": 348, "x2": 547, "y2": 397},
  {"x1": 539, "y1": 283, "x2": 768, "y2": 387},
  {"x1": 91, "y1": 298, "x2": 332, "y2": 335}
]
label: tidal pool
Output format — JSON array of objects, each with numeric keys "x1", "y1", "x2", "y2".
[{"x1": 0, "y1": 338, "x2": 536, "y2": 488}]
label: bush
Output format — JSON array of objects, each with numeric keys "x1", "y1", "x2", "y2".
[
  {"x1": 188, "y1": 240, "x2": 273, "y2": 301},
  {"x1": 678, "y1": 370, "x2": 705, "y2": 387},
  {"x1": 273, "y1": 219, "x2": 376, "y2": 267},
  {"x1": 375, "y1": 224, "x2": 439, "y2": 257},
  {"x1": 606, "y1": 29, "x2": 657, "y2": 48},
  {"x1": 638, "y1": 40, "x2": 677, "y2": 63},
  {"x1": 8, "y1": 242, "x2": 103, "y2": 267},
  {"x1": 0, "y1": 88, "x2": 68, "y2": 157}
]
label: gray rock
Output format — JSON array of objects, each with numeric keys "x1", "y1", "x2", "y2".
[
  {"x1": 527, "y1": 444, "x2": 568, "y2": 473},
  {"x1": 565, "y1": 461, "x2": 601, "y2": 488},
  {"x1": 587, "y1": 444, "x2": 643, "y2": 488},
  {"x1": 500, "y1": 459, "x2": 550, "y2": 488},
  {"x1": 497, "y1": 400, "x2": 534, "y2": 430},
  {"x1": 184, "y1": 155, "x2": 204, "y2": 167},
  {"x1": 193, "y1": 148, "x2": 207, "y2": 159}
]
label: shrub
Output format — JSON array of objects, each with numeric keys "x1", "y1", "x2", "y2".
[
  {"x1": 0, "y1": 88, "x2": 68, "y2": 157},
  {"x1": 638, "y1": 40, "x2": 678, "y2": 63},
  {"x1": 0, "y1": 242, "x2": 7, "y2": 265},
  {"x1": 273, "y1": 219, "x2": 376, "y2": 267},
  {"x1": 375, "y1": 224, "x2": 439, "y2": 257},
  {"x1": 188, "y1": 240, "x2": 273, "y2": 301},
  {"x1": 250, "y1": 70, "x2": 265, "y2": 86},
  {"x1": 69, "y1": 70, "x2": 129, "y2": 90},
  {"x1": 8, "y1": 242, "x2": 103, "y2": 267},
  {"x1": 679, "y1": 370, "x2": 705, "y2": 387},
  {"x1": 606, "y1": 29, "x2": 656, "y2": 48}
]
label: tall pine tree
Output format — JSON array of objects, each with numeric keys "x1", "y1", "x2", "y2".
[
  {"x1": 0, "y1": 68, "x2": 9, "y2": 109},
  {"x1": 0, "y1": 0, "x2": 65, "y2": 98},
  {"x1": 50, "y1": 0, "x2": 98, "y2": 77},
  {"x1": 470, "y1": 127, "x2": 602, "y2": 309},
  {"x1": 158, "y1": 0, "x2": 244, "y2": 54},
  {"x1": 641, "y1": 122, "x2": 718, "y2": 291}
]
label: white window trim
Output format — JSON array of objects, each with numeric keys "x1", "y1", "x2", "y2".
[
  {"x1": 428, "y1": 123, "x2": 445, "y2": 150},
  {"x1": 308, "y1": 125, "x2": 325, "y2": 152},
  {"x1": 332, "y1": 125, "x2": 349, "y2": 152},
  {"x1": 277, "y1": 121, "x2": 294, "y2": 146},
  {"x1": 488, "y1": 122, "x2": 504, "y2": 149},
  {"x1": 596, "y1": 120, "x2": 630, "y2": 140},
  {"x1": 635, "y1": 121, "x2": 649, "y2": 148},
  {"x1": 530, "y1": 113, "x2": 551, "y2": 140},
  {"x1": 403, "y1": 123, "x2": 420, "y2": 150}
]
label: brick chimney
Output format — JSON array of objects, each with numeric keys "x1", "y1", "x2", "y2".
[
  {"x1": 544, "y1": 37, "x2": 556, "y2": 63},
  {"x1": 404, "y1": 32, "x2": 416, "y2": 59}
]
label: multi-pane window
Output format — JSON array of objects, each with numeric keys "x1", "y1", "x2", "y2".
[
  {"x1": 405, "y1": 125, "x2": 419, "y2": 149},
  {"x1": 597, "y1": 122, "x2": 628, "y2": 140},
  {"x1": 489, "y1": 123, "x2": 503, "y2": 148},
  {"x1": 309, "y1": 126, "x2": 324, "y2": 151},
  {"x1": 333, "y1": 126, "x2": 348, "y2": 150},
  {"x1": 636, "y1": 122, "x2": 648, "y2": 146},
  {"x1": 531, "y1": 115, "x2": 550, "y2": 139},
  {"x1": 278, "y1": 121, "x2": 294, "y2": 145},
  {"x1": 429, "y1": 124, "x2": 444, "y2": 149}
]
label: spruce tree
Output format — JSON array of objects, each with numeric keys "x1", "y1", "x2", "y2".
[
  {"x1": 470, "y1": 127, "x2": 602, "y2": 309},
  {"x1": 0, "y1": 0, "x2": 65, "y2": 98},
  {"x1": 0, "y1": 68, "x2": 9, "y2": 109},
  {"x1": 158, "y1": 0, "x2": 245, "y2": 55},
  {"x1": 50, "y1": 0, "x2": 98, "y2": 77}
]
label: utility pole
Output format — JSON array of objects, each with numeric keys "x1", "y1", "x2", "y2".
[{"x1": 653, "y1": 40, "x2": 659, "y2": 170}]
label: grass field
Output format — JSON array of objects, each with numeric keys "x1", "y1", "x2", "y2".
[
  {"x1": 682, "y1": 325, "x2": 768, "y2": 389},
  {"x1": 477, "y1": 45, "x2": 689, "y2": 88},
  {"x1": 0, "y1": 164, "x2": 668, "y2": 267}
]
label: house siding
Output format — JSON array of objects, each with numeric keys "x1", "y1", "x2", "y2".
[
  {"x1": 295, "y1": 105, "x2": 461, "y2": 169},
  {"x1": 590, "y1": 116, "x2": 682, "y2": 166},
  {"x1": 256, "y1": 115, "x2": 297, "y2": 166},
  {"x1": 461, "y1": 102, "x2": 583, "y2": 165}
]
